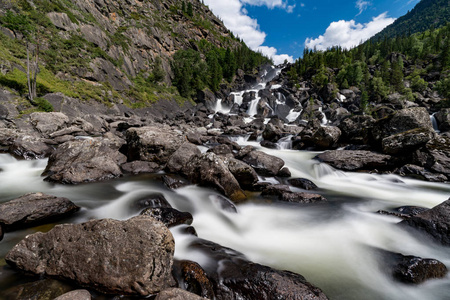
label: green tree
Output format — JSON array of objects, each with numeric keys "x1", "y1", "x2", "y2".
[{"x1": 187, "y1": 2, "x2": 193, "y2": 17}]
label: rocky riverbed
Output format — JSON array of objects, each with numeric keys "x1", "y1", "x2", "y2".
[{"x1": 0, "y1": 65, "x2": 449, "y2": 299}]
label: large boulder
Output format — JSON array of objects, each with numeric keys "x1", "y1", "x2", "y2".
[
  {"x1": 30, "y1": 112, "x2": 70, "y2": 137},
  {"x1": 338, "y1": 115, "x2": 375, "y2": 145},
  {"x1": 126, "y1": 126, "x2": 185, "y2": 165},
  {"x1": 166, "y1": 142, "x2": 201, "y2": 173},
  {"x1": 381, "y1": 128, "x2": 434, "y2": 154},
  {"x1": 42, "y1": 137, "x2": 127, "y2": 183},
  {"x1": 54, "y1": 290, "x2": 91, "y2": 300},
  {"x1": 240, "y1": 150, "x2": 285, "y2": 176},
  {"x1": 225, "y1": 158, "x2": 258, "y2": 189},
  {"x1": 190, "y1": 239, "x2": 329, "y2": 300},
  {"x1": 310, "y1": 126, "x2": 341, "y2": 149},
  {"x1": 413, "y1": 135, "x2": 450, "y2": 179},
  {"x1": 315, "y1": 150, "x2": 396, "y2": 171},
  {"x1": 6, "y1": 216, "x2": 175, "y2": 296},
  {"x1": 0, "y1": 192, "x2": 79, "y2": 231},
  {"x1": 372, "y1": 107, "x2": 433, "y2": 145},
  {"x1": 400, "y1": 199, "x2": 450, "y2": 246},
  {"x1": 184, "y1": 153, "x2": 246, "y2": 202}
]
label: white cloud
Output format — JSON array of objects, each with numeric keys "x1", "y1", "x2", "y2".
[
  {"x1": 257, "y1": 46, "x2": 294, "y2": 64},
  {"x1": 356, "y1": 0, "x2": 371, "y2": 16},
  {"x1": 305, "y1": 12, "x2": 396, "y2": 51},
  {"x1": 204, "y1": 0, "x2": 294, "y2": 64},
  {"x1": 286, "y1": 4, "x2": 296, "y2": 13}
]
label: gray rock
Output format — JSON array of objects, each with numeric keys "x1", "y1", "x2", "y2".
[
  {"x1": 413, "y1": 135, "x2": 450, "y2": 178},
  {"x1": 141, "y1": 207, "x2": 193, "y2": 228},
  {"x1": 121, "y1": 160, "x2": 161, "y2": 174},
  {"x1": 53, "y1": 289, "x2": 91, "y2": 300},
  {"x1": 30, "y1": 112, "x2": 70, "y2": 137},
  {"x1": 191, "y1": 239, "x2": 329, "y2": 300},
  {"x1": 310, "y1": 126, "x2": 341, "y2": 149},
  {"x1": 166, "y1": 143, "x2": 201, "y2": 173},
  {"x1": 372, "y1": 107, "x2": 433, "y2": 143},
  {"x1": 89, "y1": 58, "x2": 131, "y2": 91},
  {"x1": 241, "y1": 150, "x2": 285, "y2": 176},
  {"x1": 396, "y1": 164, "x2": 448, "y2": 182},
  {"x1": 382, "y1": 128, "x2": 434, "y2": 154},
  {"x1": 9, "y1": 134, "x2": 52, "y2": 159},
  {"x1": 43, "y1": 137, "x2": 126, "y2": 183},
  {"x1": 287, "y1": 178, "x2": 318, "y2": 190},
  {"x1": 80, "y1": 24, "x2": 109, "y2": 50},
  {"x1": 281, "y1": 192, "x2": 327, "y2": 204},
  {"x1": 126, "y1": 126, "x2": 185, "y2": 165},
  {"x1": 0, "y1": 192, "x2": 79, "y2": 231},
  {"x1": 434, "y1": 108, "x2": 450, "y2": 132},
  {"x1": 400, "y1": 199, "x2": 450, "y2": 246},
  {"x1": 315, "y1": 150, "x2": 396, "y2": 171},
  {"x1": 155, "y1": 288, "x2": 204, "y2": 300},
  {"x1": 377, "y1": 249, "x2": 448, "y2": 284},
  {"x1": 338, "y1": 115, "x2": 375, "y2": 145},
  {"x1": 225, "y1": 158, "x2": 258, "y2": 189},
  {"x1": 6, "y1": 216, "x2": 175, "y2": 296},
  {"x1": 184, "y1": 153, "x2": 246, "y2": 202},
  {"x1": 47, "y1": 12, "x2": 79, "y2": 31}
]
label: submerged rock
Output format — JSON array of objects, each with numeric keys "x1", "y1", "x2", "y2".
[
  {"x1": 377, "y1": 249, "x2": 448, "y2": 284},
  {"x1": 42, "y1": 137, "x2": 126, "y2": 184},
  {"x1": 141, "y1": 207, "x2": 193, "y2": 227},
  {"x1": 400, "y1": 199, "x2": 450, "y2": 246},
  {"x1": 190, "y1": 239, "x2": 329, "y2": 300},
  {"x1": 172, "y1": 260, "x2": 215, "y2": 299},
  {"x1": 5, "y1": 216, "x2": 175, "y2": 296},
  {"x1": 0, "y1": 192, "x2": 79, "y2": 231},
  {"x1": 2, "y1": 278, "x2": 74, "y2": 300}
]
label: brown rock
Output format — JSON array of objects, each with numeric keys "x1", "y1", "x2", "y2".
[{"x1": 6, "y1": 216, "x2": 175, "y2": 296}]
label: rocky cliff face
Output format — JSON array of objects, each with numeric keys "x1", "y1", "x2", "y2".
[{"x1": 0, "y1": 0, "x2": 241, "y2": 110}]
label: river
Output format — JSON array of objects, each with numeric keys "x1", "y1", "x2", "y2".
[{"x1": 0, "y1": 136, "x2": 449, "y2": 299}]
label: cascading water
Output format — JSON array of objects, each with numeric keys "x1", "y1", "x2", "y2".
[
  {"x1": 431, "y1": 113, "x2": 440, "y2": 133},
  {"x1": 1, "y1": 137, "x2": 449, "y2": 300}
]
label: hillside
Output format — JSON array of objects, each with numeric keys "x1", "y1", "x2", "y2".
[
  {"x1": 0, "y1": 0, "x2": 267, "y2": 115},
  {"x1": 372, "y1": 0, "x2": 450, "y2": 41}
]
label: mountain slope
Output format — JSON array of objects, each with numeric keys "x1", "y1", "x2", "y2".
[
  {"x1": 0, "y1": 0, "x2": 262, "y2": 111},
  {"x1": 372, "y1": 0, "x2": 450, "y2": 41}
]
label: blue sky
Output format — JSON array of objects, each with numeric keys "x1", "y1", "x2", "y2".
[{"x1": 203, "y1": 0, "x2": 421, "y2": 64}]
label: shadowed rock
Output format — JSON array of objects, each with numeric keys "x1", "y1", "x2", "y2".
[
  {"x1": 376, "y1": 249, "x2": 448, "y2": 284},
  {"x1": 141, "y1": 207, "x2": 193, "y2": 227},
  {"x1": 315, "y1": 150, "x2": 396, "y2": 171},
  {"x1": 172, "y1": 260, "x2": 215, "y2": 299},
  {"x1": 190, "y1": 239, "x2": 329, "y2": 300},
  {"x1": 0, "y1": 192, "x2": 79, "y2": 231},
  {"x1": 400, "y1": 199, "x2": 450, "y2": 246}
]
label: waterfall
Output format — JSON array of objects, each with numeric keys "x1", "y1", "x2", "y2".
[
  {"x1": 430, "y1": 113, "x2": 440, "y2": 133},
  {"x1": 286, "y1": 109, "x2": 302, "y2": 123},
  {"x1": 277, "y1": 135, "x2": 293, "y2": 150}
]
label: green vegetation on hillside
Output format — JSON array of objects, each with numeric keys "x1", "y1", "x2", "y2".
[
  {"x1": 288, "y1": 22, "x2": 450, "y2": 111},
  {"x1": 373, "y1": 0, "x2": 450, "y2": 41}
]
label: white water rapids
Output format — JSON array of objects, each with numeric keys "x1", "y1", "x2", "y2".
[{"x1": 0, "y1": 138, "x2": 449, "y2": 299}]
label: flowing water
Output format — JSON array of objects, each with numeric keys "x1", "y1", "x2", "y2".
[
  {"x1": 0, "y1": 141, "x2": 449, "y2": 299},
  {"x1": 1, "y1": 66, "x2": 449, "y2": 299}
]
